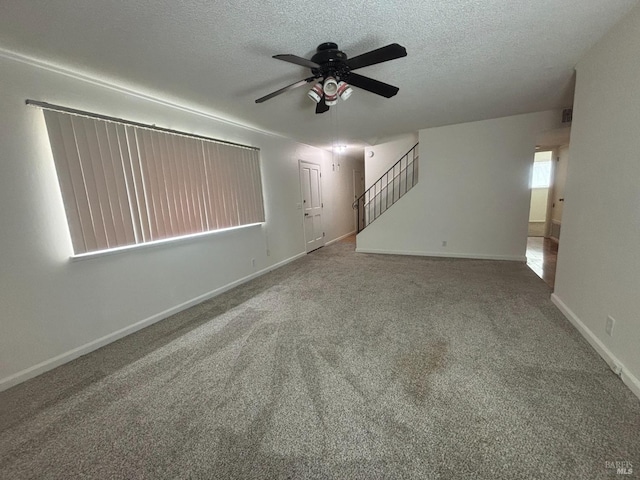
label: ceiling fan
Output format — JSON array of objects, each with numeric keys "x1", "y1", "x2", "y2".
[{"x1": 255, "y1": 42, "x2": 407, "y2": 114}]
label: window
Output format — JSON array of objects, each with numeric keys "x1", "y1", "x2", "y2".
[
  {"x1": 41, "y1": 105, "x2": 264, "y2": 256},
  {"x1": 531, "y1": 151, "x2": 552, "y2": 188}
]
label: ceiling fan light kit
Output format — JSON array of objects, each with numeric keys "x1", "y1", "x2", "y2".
[
  {"x1": 256, "y1": 42, "x2": 407, "y2": 114},
  {"x1": 323, "y1": 77, "x2": 339, "y2": 105},
  {"x1": 306, "y1": 78, "x2": 353, "y2": 106},
  {"x1": 336, "y1": 81, "x2": 353, "y2": 101},
  {"x1": 308, "y1": 82, "x2": 324, "y2": 103},
  {"x1": 323, "y1": 77, "x2": 338, "y2": 96}
]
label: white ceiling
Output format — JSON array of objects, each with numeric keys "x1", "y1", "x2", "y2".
[{"x1": 0, "y1": 0, "x2": 637, "y2": 150}]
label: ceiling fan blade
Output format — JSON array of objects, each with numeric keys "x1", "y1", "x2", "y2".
[
  {"x1": 255, "y1": 76, "x2": 317, "y2": 103},
  {"x1": 347, "y1": 73, "x2": 399, "y2": 98},
  {"x1": 273, "y1": 54, "x2": 321, "y2": 69},
  {"x1": 316, "y1": 96, "x2": 330, "y2": 114},
  {"x1": 346, "y1": 43, "x2": 407, "y2": 71}
]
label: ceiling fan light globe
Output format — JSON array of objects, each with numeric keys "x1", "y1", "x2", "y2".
[
  {"x1": 307, "y1": 83, "x2": 323, "y2": 103},
  {"x1": 323, "y1": 77, "x2": 338, "y2": 96},
  {"x1": 337, "y1": 81, "x2": 353, "y2": 101}
]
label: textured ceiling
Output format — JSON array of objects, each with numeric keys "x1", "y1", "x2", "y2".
[{"x1": 0, "y1": 0, "x2": 637, "y2": 150}]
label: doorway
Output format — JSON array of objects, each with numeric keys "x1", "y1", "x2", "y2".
[
  {"x1": 526, "y1": 150, "x2": 555, "y2": 287},
  {"x1": 526, "y1": 145, "x2": 570, "y2": 288},
  {"x1": 299, "y1": 161, "x2": 324, "y2": 253},
  {"x1": 528, "y1": 150, "x2": 553, "y2": 237},
  {"x1": 526, "y1": 237, "x2": 558, "y2": 288}
]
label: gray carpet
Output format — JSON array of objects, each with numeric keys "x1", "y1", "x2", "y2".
[{"x1": 1, "y1": 240, "x2": 639, "y2": 479}]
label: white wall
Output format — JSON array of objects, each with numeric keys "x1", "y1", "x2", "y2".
[
  {"x1": 529, "y1": 189, "x2": 549, "y2": 222},
  {"x1": 363, "y1": 133, "x2": 418, "y2": 188},
  {"x1": 0, "y1": 50, "x2": 360, "y2": 390},
  {"x1": 552, "y1": 3, "x2": 640, "y2": 398},
  {"x1": 357, "y1": 111, "x2": 562, "y2": 260},
  {"x1": 324, "y1": 152, "x2": 365, "y2": 235}
]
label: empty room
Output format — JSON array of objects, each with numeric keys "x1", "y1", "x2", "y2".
[{"x1": 1, "y1": 1, "x2": 639, "y2": 479}]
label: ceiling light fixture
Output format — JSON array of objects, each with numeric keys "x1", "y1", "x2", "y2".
[
  {"x1": 307, "y1": 82, "x2": 324, "y2": 103},
  {"x1": 257, "y1": 42, "x2": 407, "y2": 115},
  {"x1": 336, "y1": 81, "x2": 353, "y2": 101},
  {"x1": 307, "y1": 77, "x2": 354, "y2": 106},
  {"x1": 333, "y1": 145, "x2": 347, "y2": 153},
  {"x1": 323, "y1": 77, "x2": 339, "y2": 105}
]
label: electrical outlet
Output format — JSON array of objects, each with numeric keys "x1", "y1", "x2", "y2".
[
  {"x1": 606, "y1": 315, "x2": 615, "y2": 336},
  {"x1": 442, "y1": 240, "x2": 447, "y2": 247}
]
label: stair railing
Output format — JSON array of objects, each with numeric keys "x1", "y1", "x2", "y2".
[{"x1": 353, "y1": 143, "x2": 419, "y2": 233}]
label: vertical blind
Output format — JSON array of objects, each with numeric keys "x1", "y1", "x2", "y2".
[{"x1": 43, "y1": 109, "x2": 265, "y2": 255}]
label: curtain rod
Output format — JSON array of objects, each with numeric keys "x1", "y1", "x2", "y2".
[{"x1": 25, "y1": 99, "x2": 260, "y2": 151}]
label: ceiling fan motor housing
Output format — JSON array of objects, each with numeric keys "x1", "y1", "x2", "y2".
[{"x1": 311, "y1": 43, "x2": 350, "y2": 81}]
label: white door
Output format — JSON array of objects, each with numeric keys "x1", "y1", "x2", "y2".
[{"x1": 300, "y1": 161, "x2": 324, "y2": 252}]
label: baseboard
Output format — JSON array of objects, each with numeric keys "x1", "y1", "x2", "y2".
[
  {"x1": 325, "y1": 230, "x2": 356, "y2": 246},
  {"x1": 355, "y1": 247, "x2": 525, "y2": 262},
  {"x1": 551, "y1": 293, "x2": 640, "y2": 401},
  {"x1": 0, "y1": 251, "x2": 306, "y2": 392}
]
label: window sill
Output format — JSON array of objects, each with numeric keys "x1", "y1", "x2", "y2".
[{"x1": 70, "y1": 222, "x2": 264, "y2": 262}]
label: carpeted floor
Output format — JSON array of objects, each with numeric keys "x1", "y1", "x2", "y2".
[{"x1": 1, "y1": 240, "x2": 639, "y2": 479}]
